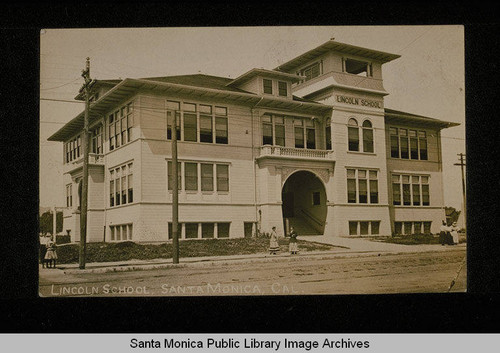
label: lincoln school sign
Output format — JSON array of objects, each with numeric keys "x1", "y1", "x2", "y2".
[{"x1": 336, "y1": 95, "x2": 383, "y2": 108}]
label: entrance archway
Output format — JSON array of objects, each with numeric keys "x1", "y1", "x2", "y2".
[{"x1": 282, "y1": 170, "x2": 327, "y2": 235}]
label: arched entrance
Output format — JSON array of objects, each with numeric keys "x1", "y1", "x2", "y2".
[{"x1": 282, "y1": 170, "x2": 327, "y2": 235}]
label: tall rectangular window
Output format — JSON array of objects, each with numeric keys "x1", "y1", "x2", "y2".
[
  {"x1": 348, "y1": 122, "x2": 359, "y2": 151},
  {"x1": 422, "y1": 177, "x2": 430, "y2": 206},
  {"x1": 402, "y1": 175, "x2": 411, "y2": 205},
  {"x1": 358, "y1": 170, "x2": 368, "y2": 203},
  {"x1": 419, "y1": 131, "x2": 428, "y2": 160},
  {"x1": 423, "y1": 221, "x2": 432, "y2": 234},
  {"x1": 369, "y1": 170, "x2": 379, "y2": 204},
  {"x1": 325, "y1": 119, "x2": 332, "y2": 150},
  {"x1": 200, "y1": 105, "x2": 213, "y2": 143},
  {"x1": 306, "y1": 122, "x2": 316, "y2": 149},
  {"x1": 127, "y1": 103, "x2": 134, "y2": 142},
  {"x1": 263, "y1": 79, "x2": 273, "y2": 94},
  {"x1": 215, "y1": 110, "x2": 228, "y2": 144},
  {"x1": 184, "y1": 162, "x2": 198, "y2": 191},
  {"x1": 201, "y1": 163, "x2": 214, "y2": 191},
  {"x1": 400, "y1": 129, "x2": 409, "y2": 159},
  {"x1": 110, "y1": 170, "x2": 114, "y2": 207},
  {"x1": 66, "y1": 184, "x2": 72, "y2": 207},
  {"x1": 120, "y1": 108, "x2": 127, "y2": 145},
  {"x1": 127, "y1": 163, "x2": 133, "y2": 203},
  {"x1": 294, "y1": 119, "x2": 304, "y2": 148},
  {"x1": 109, "y1": 114, "x2": 115, "y2": 151},
  {"x1": 121, "y1": 165, "x2": 127, "y2": 205},
  {"x1": 410, "y1": 130, "x2": 419, "y2": 159},
  {"x1": 183, "y1": 112, "x2": 197, "y2": 142},
  {"x1": 412, "y1": 175, "x2": 421, "y2": 206},
  {"x1": 390, "y1": 127, "x2": 399, "y2": 158},
  {"x1": 91, "y1": 125, "x2": 103, "y2": 154},
  {"x1": 262, "y1": 115, "x2": 273, "y2": 145},
  {"x1": 362, "y1": 122, "x2": 374, "y2": 153},
  {"x1": 392, "y1": 175, "x2": 401, "y2": 205},
  {"x1": 216, "y1": 164, "x2": 229, "y2": 192},
  {"x1": 347, "y1": 169, "x2": 357, "y2": 204},
  {"x1": 349, "y1": 221, "x2": 358, "y2": 235},
  {"x1": 278, "y1": 81, "x2": 287, "y2": 96},
  {"x1": 115, "y1": 167, "x2": 121, "y2": 206},
  {"x1": 274, "y1": 116, "x2": 285, "y2": 146},
  {"x1": 394, "y1": 222, "x2": 402, "y2": 235}
]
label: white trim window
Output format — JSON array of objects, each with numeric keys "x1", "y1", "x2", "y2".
[
  {"x1": 167, "y1": 101, "x2": 228, "y2": 145},
  {"x1": 390, "y1": 127, "x2": 428, "y2": 160},
  {"x1": 109, "y1": 162, "x2": 133, "y2": 207},
  {"x1": 348, "y1": 118, "x2": 374, "y2": 152},
  {"x1": 298, "y1": 61, "x2": 322, "y2": 82},
  {"x1": 392, "y1": 174, "x2": 430, "y2": 206},
  {"x1": 262, "y1": 114, "x2": 285, "y2": 146},
  {"x1": 66, "y1": 184, "x2": 72, "y2": 207},
  {"x1": 347, "y1": 169, "x2": 379, "y2": 204},
  {"x1": 168, "y1": 161, "x2": 229, "y2": 193},
  {"x1": 110, "y1": 223, "x2": 133, "y2": 241},
  {"x1": 293, "y1": 117, "x2": 316, "y2": 149},
  {"x1": 394, "y1": 221, "x2": 432, "y2": 235},
  {"x1": 64, "y1": 135, "x2": 81, "y2": 163},
  {"x1": 349, "y1": 221, "x2": 380, "y2": 235},
  {"x1": 108, "y1": 102, "x2": 133, "y2": 151}
]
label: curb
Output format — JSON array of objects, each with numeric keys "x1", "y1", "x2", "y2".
[{"x1": 59, "y1": 247, "x2": 465, "y2": 274}]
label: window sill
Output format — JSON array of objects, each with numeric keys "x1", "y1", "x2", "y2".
[
  {"x1": 347, "y1": 150, "x2": 376, "y2": 156},
  {"x1": 390, "y1": 157, "x2": 429, "y2": 161}
]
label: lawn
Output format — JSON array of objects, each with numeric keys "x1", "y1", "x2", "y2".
[
  {"x1": 370, "y1": 233, "x2": 467, "y2": 245},
  {"x1": 55, "y1": 237, "x2": 339, "y2": 264}
]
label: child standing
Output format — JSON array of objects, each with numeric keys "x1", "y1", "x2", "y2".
[
  {"x1": 269, "y1": 226, "x2": 280, "y2": 255},
  {"x1": 289, "y1": 226, "x2": 298, "y2": 255},
  {"x1": 44, "y1": 236, "x2": 58, "y2": 268}
]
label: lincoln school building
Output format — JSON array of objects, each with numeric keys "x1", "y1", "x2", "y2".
[{"x1": 48, "y1": 39, "x2": 459, "y2": 243}]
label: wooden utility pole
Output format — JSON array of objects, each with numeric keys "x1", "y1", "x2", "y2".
[
  {"x1": 172, "y1": 110, "x2": 179, "y2": 263},
  {"x1": 454, "y1": 153, "x2": 466, "y2": 230},
  {"x1": 79, "y1": 57, "x2": 94, "y2": 269}
]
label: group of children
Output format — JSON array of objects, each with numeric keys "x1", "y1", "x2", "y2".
[
  {"x1": 439, "y1": 220, "x2": 461, "y2": 245},
  {"x1": 269, "y1": 226, "x2": 298, "y2": 255},
  {"x1": 39, "y1": 234, "x2": 58, "y2": 268}
]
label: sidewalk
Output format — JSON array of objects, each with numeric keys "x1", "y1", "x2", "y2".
[{"x1": 41, "y1": 237, "x2": 466, "y2": 275}]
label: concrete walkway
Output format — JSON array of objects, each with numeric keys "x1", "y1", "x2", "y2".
[
  {"x1": 42, "y1": 237, "x2": 465, "y2": 275},
  {"x1": 305, "y1": 235, "x2": 466, "y2": 253}
]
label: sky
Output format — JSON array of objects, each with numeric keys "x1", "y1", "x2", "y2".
[{"x1": 39, "y1": 26, "x2": 465, "y2": 212}]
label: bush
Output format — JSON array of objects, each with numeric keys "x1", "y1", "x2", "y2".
[{"x1": 56, "y1": 234, "x2": 71, "y2": 245}]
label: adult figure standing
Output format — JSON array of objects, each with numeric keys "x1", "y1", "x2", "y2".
[
  {"x1": 450, "y1": 222, "x2": 460, "y2": 245},
  {"x1": 269, "y1": 226, "x2": 280, "y2": 255},
  {"x1": 439, "y1": 220, "x2": 448, "y2": 246},
  {"x1": 289, "y1": 226, "x2": 298, "y2": 255}
]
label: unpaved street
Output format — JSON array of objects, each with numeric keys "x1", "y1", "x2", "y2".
[{"x1": 39, "y1": 248, "x2": 466, "y2": 297}]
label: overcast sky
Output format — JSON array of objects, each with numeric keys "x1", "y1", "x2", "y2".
[{"x1": 40, "y1": 26, "x2": 465, "y2": 211}]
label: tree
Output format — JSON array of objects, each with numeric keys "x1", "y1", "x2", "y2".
[{"x1": 39, "y1": 211, "x2": 63, "y2": 235}]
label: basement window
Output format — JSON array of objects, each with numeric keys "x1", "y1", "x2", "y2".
[{"x1": 344, "y1": 58, "x2": 372, "y2": 77}]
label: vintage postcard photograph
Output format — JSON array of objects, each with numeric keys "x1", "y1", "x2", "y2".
[{"x1": 39, "y1": 26, "x2": 466, "y2": 297}]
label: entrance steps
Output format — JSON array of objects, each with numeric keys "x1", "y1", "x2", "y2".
[{"x1": 287, "y1": 216, "x2": 319, "y2": 236}]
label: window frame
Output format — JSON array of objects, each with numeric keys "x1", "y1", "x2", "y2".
[
  {"x1": 346, "y1": 168, "x2": 379, "y2": 204},
  {"x1": 390, "y1": 127, "x2": 429, "y2": 161},
  {"x1": 392, "y1": 173, "x2": 430, "y2": 207},
  {"x1": 109, "y1": 162, "x2": 133, "y2": 207}
]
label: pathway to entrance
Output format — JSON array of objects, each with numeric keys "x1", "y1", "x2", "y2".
[{"x1": 304, "y1": 235, "x2": 466, "y2": 253}]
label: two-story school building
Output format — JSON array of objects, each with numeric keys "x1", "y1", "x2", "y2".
[{"x1": 48, "y1": 39, "x2": 459, "y2": 243}]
